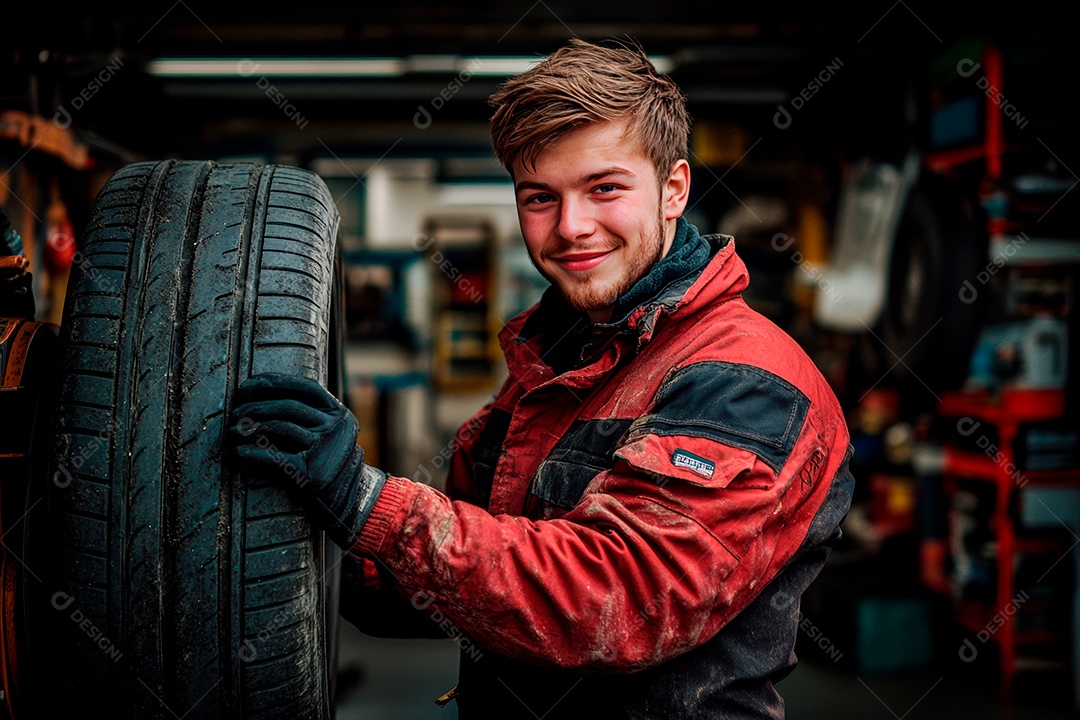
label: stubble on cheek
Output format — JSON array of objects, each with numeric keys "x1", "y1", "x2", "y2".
[{"x1": 558, "y1": 214, "x2": 667, "y2": 315}]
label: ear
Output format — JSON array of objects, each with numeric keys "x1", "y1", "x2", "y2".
[{"x1": 662, "y1": 159, "x2": 691, "y2": 220}]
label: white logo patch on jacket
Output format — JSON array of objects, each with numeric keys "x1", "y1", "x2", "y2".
[{"x1": 672, "y1": 449, "x2": 716, "y2": 479}]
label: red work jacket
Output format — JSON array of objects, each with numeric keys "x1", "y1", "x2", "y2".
[{"x1": 348, "y1": 230, "x2": 854, "y2": 718}]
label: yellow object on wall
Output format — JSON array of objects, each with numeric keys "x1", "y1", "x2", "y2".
[{"x1": 691, "y1": 121, "x2": 750, "y2": 168}]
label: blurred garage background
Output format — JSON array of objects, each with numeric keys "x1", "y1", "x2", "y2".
[{"x1": 3, "y1": 3, "x2": 1079, "y2": 719}]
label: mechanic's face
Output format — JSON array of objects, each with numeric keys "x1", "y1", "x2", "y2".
[{"x1": 513, "y1": 120, "x2": 690, "y2": 323}]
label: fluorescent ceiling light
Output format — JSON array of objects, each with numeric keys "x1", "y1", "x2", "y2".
[
  {"x1": 146, "y1": 55, "x2": 674, "y2": 78},
  {"x1": 454, "y1": 56, "x2": 673, "y2": 75},
  {"x1": 147, "y1": 58, "x2": 407, "y2": 77},
  {"x1": 460, "y1": 57, "x2": 543, "y2": 76}
]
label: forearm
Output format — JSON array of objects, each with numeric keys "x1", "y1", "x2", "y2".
[{"x1": 354, "y1": 475, "x2": 765, "y2": 672}]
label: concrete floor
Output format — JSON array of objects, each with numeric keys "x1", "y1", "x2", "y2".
[
  {"x1": 331, "y1": 621, "x2": 1080, "y2": 720},
  {"x1": 335, "y1": 623, "x2": 459, "y2": 720}
]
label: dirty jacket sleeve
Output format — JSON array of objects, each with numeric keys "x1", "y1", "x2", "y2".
[
  {"x1": 351, "y1": 374, "x2": 845, "y2": 673},
  {"x1": 339, "y1": 401, "x2": 495, "y2": 639}
]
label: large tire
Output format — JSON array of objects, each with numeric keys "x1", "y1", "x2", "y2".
[{"x1": 31, "y1": 160, "x2": 345, "y2": 719}]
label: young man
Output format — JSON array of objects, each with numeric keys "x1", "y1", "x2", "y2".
[{"x1": 228, "y1": 37, "x2": 854, "y2": 719}]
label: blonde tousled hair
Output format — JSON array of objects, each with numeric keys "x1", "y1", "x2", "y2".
[{"x1": 488, "y1": 37, "x2": 690, "y2": 179}]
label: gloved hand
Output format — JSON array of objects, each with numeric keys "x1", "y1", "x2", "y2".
[{"x1": 227, "y1": 372, "x2": 387, "y2": 549}]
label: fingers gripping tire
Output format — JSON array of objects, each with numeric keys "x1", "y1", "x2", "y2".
[{"x1": 37, "y1": 160, "x2": 346, "y2": 718}]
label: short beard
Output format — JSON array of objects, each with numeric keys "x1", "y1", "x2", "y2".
[{"x1": 557, "y1": 210, "x2": 667, "y2": 315}]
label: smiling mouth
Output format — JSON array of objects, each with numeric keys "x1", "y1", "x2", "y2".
[{"x1": 552, "y1": 250, "x2": 613, "y2": 272}]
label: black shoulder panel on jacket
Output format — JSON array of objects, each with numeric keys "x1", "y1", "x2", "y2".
[
  {"x1": 630, "y1": 361, "x2": 810, "y2": 473},
  {"x1": 532, "y1": 418, "x2": 634, "y2": 508}
]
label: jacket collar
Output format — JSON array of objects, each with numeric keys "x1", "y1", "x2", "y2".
[{"x1": 500, "y1": 223, "x2": 741, "y2": 378}]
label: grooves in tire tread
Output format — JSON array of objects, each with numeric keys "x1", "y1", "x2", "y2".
[{"x1": 39, "y1": 160, "x2": 341, "y2": 720}]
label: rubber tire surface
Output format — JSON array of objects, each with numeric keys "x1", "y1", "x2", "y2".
[{"x1": 36, "y1": 160, "x2": 345, "y2": 719}]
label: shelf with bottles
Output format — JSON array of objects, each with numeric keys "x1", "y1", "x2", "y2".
[
  {"x1": 926, "y1": 386, "x2": 1079, "y2": 699},
  {"x1": 925, "y1": 39, "x2": 1078, "y2": 260}
]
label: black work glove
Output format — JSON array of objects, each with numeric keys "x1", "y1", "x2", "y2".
[{"x1": 227, "y1": 372, "x2": 387, "y2": 550}]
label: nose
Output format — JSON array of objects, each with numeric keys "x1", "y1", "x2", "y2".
[{"x1": 556, "y1": 195, "x2": 594, "y2": 242}]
